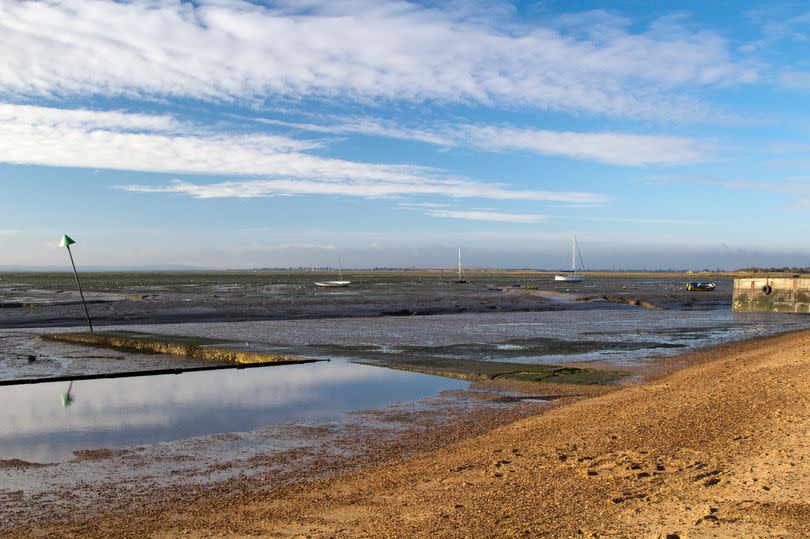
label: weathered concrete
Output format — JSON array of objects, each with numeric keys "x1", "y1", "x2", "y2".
[
  {"x1": 42, "y1": 331, "x2": 317, "y2": 365},
  {"x1": 732, "y1": 277, "x2": 810, "y2": 313}
]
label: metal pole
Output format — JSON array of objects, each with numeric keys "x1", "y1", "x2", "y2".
[{"x1": 66, "y1": 245, "x2": 93, "y2": 332}]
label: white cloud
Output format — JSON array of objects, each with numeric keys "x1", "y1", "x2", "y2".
[
  {"x1": 0, "y1": 103, "x2": 179, "y2": 131},
  {"x1": 460, "y1": 126, "x2": 704, "y2": 166},
  {"x1": 0, "y1": 0, "x2": 754, "y2": 119},
  {"x1": 779, "y1": 70, "x2": 810, "y2": 90},
  {"x1": 0, "y1": 102, "x2": 610, "y2": 205},
  {"x1": 651, "y1": 175, "x2": 810, "y2": 194},
  {"x1": 790, "y1": 198, "x2": 810, "y2": 209},
  {"x1": 425, "y1": 209, "x2": 547, "y2": 223},
  {"x1": 575, "y1": 216, "x2": 720, "y2": 225},
  {"x1": 118, "y1": 179, "x2": 607, "y2": 204},
  {"x1": 0, "y1": 102, "x2": 423, "y2": 180},
  {"x1": 643, "y1": 175, "x2": 810, "y2": 211},
  {"x1": 276, "y1": 243, "x2": 338, "y2": 250},
  {"x1": 256, "y1": 117, "x2": 451, "y2": 147},
  {"x1": 270, "y1": 116, "x2": 706, "y2": 165},
  {"x1": 397, "y1": 202, "x2": 451, "y2": 209}
]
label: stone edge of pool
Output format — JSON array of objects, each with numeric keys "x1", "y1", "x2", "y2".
[
  {"x1": 32, "y1": 330, "x2": 625, "y2": 387},
  {"x1": 40, "y1": 330, "x2": 315, "y2": 365}
]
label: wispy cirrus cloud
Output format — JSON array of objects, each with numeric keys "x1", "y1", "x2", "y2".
[
  {"x1": 0, "y1": 102, "x2": 418, "y2": 180},
  {"x1": 0, "y1": 1, "x2": 754, "y2": 120},
  {"x1": 792, "y1": 198, "x2": 810, "y2": 209},
  {"x1": 644, "y1": 174, "x2": 810, "y2": 209},
  {"x1": 263, "y1": 116, "x2": 706, "y2": 166},
  {"x1": 779, "y1": 70, "x2": 810, "y2": 91},
  {"x1": 0, "y1": 103, "x2": 181, "y2": 131},
  {"x1": 649, "y1": 174, "x2": 810, "y2": 194},
  {"x1": 1, "y1": 102, "x2": 609, "y2": 205},
  {"x1": 573, "y1": 216, "x2": 720, "y2": 225},
  {"x1": 118, "y1": 179, "x2": 607, "y2": 205},
  {"x1": 425, "y1": 209, "x2": 547, "y2": 223}
]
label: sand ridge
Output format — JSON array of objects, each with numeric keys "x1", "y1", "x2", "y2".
[{"x1": 16, "y1": 330, "x2": 810, "y2": 538}]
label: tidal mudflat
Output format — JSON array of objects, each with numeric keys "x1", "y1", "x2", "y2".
[
  {"x1": 2, "y1": 271, "x2": 809, "y2": 535},
  {"x1": 0, "y1": 271, "x2": 732, "y2": 330}
]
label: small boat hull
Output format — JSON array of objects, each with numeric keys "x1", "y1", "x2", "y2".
[
  {"x1": 315, "y1": 281, "x2": 351, "y2": 288},
  {"x1": 686, "y1": 282, "x2": 716, "y2": 291},
  {"x1": 555, "y1": 274, "x2": 584, "y2": 282}
]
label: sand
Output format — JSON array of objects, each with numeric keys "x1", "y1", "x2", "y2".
[{"x1": 14, "y1": 330, "x2": 810, "y2": 538}]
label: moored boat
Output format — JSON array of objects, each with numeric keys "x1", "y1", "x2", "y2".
[
  {"x1": 314, "y1": 280, "x2": 351, "y2": 288},
  {"x1": 315, "y1": 258, "x2": 351, "y2": 288},
  {"x1": 686, "y1": 281, "x2": 716, "y2": 291},
  {"x1": 447, "y1": 247, "x2": 467, "y2": 284},
  {"x1": 555, "y1": 234, "x2": 585, "y2": 283}
]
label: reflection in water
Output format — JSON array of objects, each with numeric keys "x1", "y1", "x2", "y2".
[
  {"x1": 0, "y1": 359, "x2": 466, "y2": 462},
  {"x1": 60, "y1": 381, "x2": 74, "y2": 408}
]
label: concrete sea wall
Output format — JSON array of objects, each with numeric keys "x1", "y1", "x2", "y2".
[
  {"x1": 732, "y1": 278, "x2": 810, "y2": 313},
  {"x1": 43, "y1": 331, "x2": 315, "y2": 365}
]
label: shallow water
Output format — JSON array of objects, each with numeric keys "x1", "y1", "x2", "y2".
[
  {"x1": 2, "y1": 287, "x2": 809, "y2": 462},
  {"x1": 98, "y1": 309, "x2": 810, "y2": 367},
  {"x1": 0, "y1": 359, "x2": 466, "y2": 462},
  {"x1": 5, "y1": 308, "x2": 807, "y2": 382}
]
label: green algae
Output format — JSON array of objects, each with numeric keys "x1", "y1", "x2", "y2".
[
  {"x1": 354, "y1": 356, "x2": 625, "y2": 385},
  {"x1": 42, "y1": 331, "x2": 315, "y2": 365}
]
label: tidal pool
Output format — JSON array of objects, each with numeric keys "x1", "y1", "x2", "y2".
[{"x1": 0, "y1": 359, "x2": 466, "y2": 462}]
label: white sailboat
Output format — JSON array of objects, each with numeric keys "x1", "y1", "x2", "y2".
[
  {"x1": 448, "y1": 247, "x2": 467, "y2": 284},
  {"x1": 315, "y1": 258, "x2": 351, "y2": 288},
  {"x1": 555, "y1": 234, "x2": 585, "y2": 283}
]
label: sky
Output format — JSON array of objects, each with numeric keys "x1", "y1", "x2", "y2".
[{"x1": 0, "y1": 0, "x2": 809, "y2": 270}]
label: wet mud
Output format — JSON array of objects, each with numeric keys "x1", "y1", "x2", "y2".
[{"x1": 0, "y1": 271, "x2": 733, "y2": 329}]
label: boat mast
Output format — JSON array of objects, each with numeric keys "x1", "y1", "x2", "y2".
[
  {"x1": 338, "y1": 258, "x2": 344, "y2": 281},
  {"x1": 458, "y1": 248, "x2": 462, "y2": 280},
  {"x1": 572, "y1": 235, "x2": 577, "y2": 273}
]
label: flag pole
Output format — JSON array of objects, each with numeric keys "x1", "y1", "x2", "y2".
[{"x1": 60, "y1": 235, "x2": 93, "y2": 332}]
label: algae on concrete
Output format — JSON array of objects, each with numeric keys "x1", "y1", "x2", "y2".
[
  {"x1": 43, "y1": 331, "x2": 315, "y2": 365},
  {"x1": 354, "y1": 356, "x2": 625, "y2": 385},
  {"x1": 733, "y1": 278, "x2": 810, "y2": 313}
]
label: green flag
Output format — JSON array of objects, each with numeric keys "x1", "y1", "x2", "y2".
[{"x1": 59, "y1": 235, "x2": 76, "y2": 248}]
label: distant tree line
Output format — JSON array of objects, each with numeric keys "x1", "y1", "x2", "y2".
[{"x1": 736, "y1": 267, "x2": 810, "y2": 274}]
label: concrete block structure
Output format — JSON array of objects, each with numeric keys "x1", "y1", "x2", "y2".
[{"x1": 732, "y1": 277, "x2": 810, "y2": 313}]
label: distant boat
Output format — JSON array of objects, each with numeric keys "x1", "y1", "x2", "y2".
[
  {"x1": 315, "y1": 258, "x2": 351, "y2": 288},
  {"x1": 448, "y1": 247, "x2": 467, "y2": 284},
  {"x1": 686, "y1": 282, "x2": 716, "y2": 291},
  {"x1": 555, "y1": 234, "x2": 585, "y2": 283}
]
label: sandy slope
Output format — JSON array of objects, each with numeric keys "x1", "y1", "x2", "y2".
[{"x1": 22, "y1": 330, "x2": 810, "y2": 538}]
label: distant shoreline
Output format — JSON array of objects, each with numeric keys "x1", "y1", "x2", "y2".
[{"x1": 2, "y1": 268, "x2": 808, "y2": 278}]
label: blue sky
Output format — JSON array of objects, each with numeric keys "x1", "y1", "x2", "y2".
[{"x1": 0, "y1": 0, "x2": 808, "y2": 270}]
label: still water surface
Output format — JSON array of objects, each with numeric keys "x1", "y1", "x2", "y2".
[{"x1": 0, "y1": 359, "x2": 466, "y2": 462}]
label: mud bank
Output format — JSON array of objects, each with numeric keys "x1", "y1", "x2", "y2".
[
  {"x1": 574, "y1": 294, "x2": 663, "y2": 310},
  {"x1": 356, "y1": 356, "x2": 625, "y2": 384},
  {"x1": 0, "y1": 273, "x2": 733, "y2": 329},
  {"x1": 18, "y1": 329, "x2": 808, "y2": 538}
]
